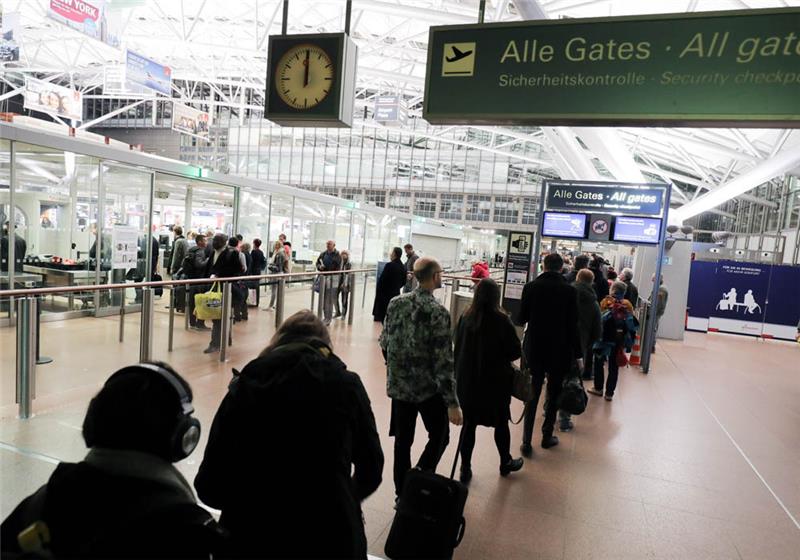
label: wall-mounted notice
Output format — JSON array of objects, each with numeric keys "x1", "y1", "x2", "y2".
[
  {"x1": 126, "y1": 50, "x2": 172, "y2": 96},
  {"x1": 612, "y1": 216, "x2": 662, "y2": 244},
  {"x1": 541, "y1": 211, "x2": 588, "y2": 239},
  {"x1": 502, "y1": 231, "x2": 534, "y2": 317},
  {"x1": 24, "y1": 78, "x2": 83, "y2": 122},
  {"x1": 111, "y1": 225, "x2": 138, "y2": 270},
  {"x1": 172, "y1": 102, "x2": 210, "y2": 140}
]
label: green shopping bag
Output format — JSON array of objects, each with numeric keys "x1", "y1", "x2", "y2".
[{"x1": 194, "y1": 283, "x2": 223, "y2": 321}]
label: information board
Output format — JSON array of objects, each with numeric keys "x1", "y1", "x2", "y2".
[
  {"x1": 612, "y1": 216, "x2": 662, "y2": 244},
  {"x1": 541, "y1": 212, "x2": 588, "y2": 239},
  {"x1": 546, "y1": 181, "x2": 665, "y2": 216},
  {"x1": 502, "y1": 231, "x2": 534, "y2": 317},
  {"x1": 424, "y1": 8, "x2": 800, "y2": 127}
]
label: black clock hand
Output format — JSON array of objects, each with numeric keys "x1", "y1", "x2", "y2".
[{"x1": 303, "y1": 50, "x2": 310, "y2": 87}]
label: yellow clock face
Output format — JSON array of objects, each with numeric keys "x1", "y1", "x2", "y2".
[{"x1": 275, "y1": 44, "x2": 335, "y2": 110}]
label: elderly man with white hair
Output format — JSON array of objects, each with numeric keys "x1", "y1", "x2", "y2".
[
  {"x1": 620, "y1": 267, "x2": 639, "y2": 308},
  {"x1": 315, "y1": 239, "x2": 342, "y2": 326}
]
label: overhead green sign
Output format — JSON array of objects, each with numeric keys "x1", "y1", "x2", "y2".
[{"x1": 423, "y1": 8, "x2": 800, "y2": 127}]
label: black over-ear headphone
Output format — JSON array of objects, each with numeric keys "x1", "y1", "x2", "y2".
[{"x1": 98, "y1": 363, "x2": 201, "y2": 462}]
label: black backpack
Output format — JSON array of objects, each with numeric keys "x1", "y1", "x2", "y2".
[{"x1": 180, "y1": 250, "x2": 196, "y2": 274}]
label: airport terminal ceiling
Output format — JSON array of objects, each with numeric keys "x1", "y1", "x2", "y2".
[{"x1": 2, "y1": 0, "x2": 800, "y2": 233}]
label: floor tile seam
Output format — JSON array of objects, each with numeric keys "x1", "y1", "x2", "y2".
[
  {"x1": 0, "y1": 440, "x2": 62, "y2": 465},
  {"x1": 661, "y1": 348, "x2": 800, "y2": 534}
]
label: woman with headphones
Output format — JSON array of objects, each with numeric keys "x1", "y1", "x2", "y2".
[{"x1": 1, "y1": 362, "x2": 226, "y2": 559}]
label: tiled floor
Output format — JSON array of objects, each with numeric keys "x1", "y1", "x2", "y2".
[{"x1": 1, "y1": 287, "x2": 799, "y2": 559}]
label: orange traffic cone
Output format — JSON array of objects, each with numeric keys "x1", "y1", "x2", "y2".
[{"x1": 629, "y1": 333, "x2": 642, "y2": 366}]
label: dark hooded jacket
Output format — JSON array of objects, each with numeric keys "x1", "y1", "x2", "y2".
[
  {"x1": 194, "y1": 341, "x2": 383, "y2": 559},
  {"x1": 1, "y1": 448, "x2": 225, "y2": 559}
]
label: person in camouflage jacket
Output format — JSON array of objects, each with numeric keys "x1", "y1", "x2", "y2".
[{"x1": 379, "y1": 256, "x2": 463, "y2": 496}]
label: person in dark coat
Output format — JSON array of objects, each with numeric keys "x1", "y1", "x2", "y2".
[
  {"x1": 195, "y1": 310, "x2": 384, "y2": 559},
  {"x1": 589, "y1": 256, "x2": 609, "y2": 303},
  {"x1": 204, "y1": 233, "x2": 244, "y2": 354},
  {"x1": 454, "y1": 278, "x2": 523, "y2": 483},
  {"x1": 620, "y1": 268, "x2": 640, "y2": 308},
  {"x1": 515, "y1": 253, "x2": 583, "y2": 452},
  {"x1": 1, "y1": 362, "x2": 225, "y2": 559},
  {"x1": 372, "y1": 247, "x2": 407, "y2": 322},
  {"x1": 564, "y1": 254, "x2": 589, "y2": 285},
  {"x1": 250, "y1": 238, "x2": 267, "y2": 307}
]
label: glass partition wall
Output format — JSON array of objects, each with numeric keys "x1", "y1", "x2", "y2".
[{"x1": 1, "y1": 132, "x2": 441, "y2": 327}]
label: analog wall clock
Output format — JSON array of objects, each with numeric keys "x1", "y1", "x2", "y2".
[{"x1": 265, "y1": 33, "x2": 357, "y2": 127}]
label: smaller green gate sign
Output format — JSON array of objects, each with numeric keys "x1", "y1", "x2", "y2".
[{"x1": 423, "y1": 8, "x2": 800, "y2": 127}]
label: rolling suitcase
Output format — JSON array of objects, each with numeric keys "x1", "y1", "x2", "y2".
[{"x1": 385, "y1": 427, "x2": 468, "y2": 559}]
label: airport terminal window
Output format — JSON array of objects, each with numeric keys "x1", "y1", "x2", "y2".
[
  {"x1": 466, "y1": 194, "x2": 491, "y2": 222},
  {"x1": 388, "y1": 191, "x2": 411, "y2": 214},
  {"x1": 340, "y1": 188, "x2": 362, "y2": 201},
  {"x1": 522, "y1": 197, "x2": 539, "y2": 225},
  {"x1": 413, "y1": 193, "x2": 436, "y2": 218},
  {"x1": 365, "y1": 190, "x2": 385, "y2": 208},
  {"x1": 439, "y1": 193, "x2": 464, "y2": 220},
  {"x1": 493, "y1": 196, "x2": 519, "y2": 224}
]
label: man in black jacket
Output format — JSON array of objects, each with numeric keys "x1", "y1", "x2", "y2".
[
  {"x1": 621, "y1": 268, "x2": 640, "y2": 308},
  {"x1": 1, "y1": 362, "x2": 225, "y2": 559},
  {"x1": 195, "y1": 311, "x2": 383, "y2": 558},
  {"x1": 184, "y1": 235, "x2": 210, "y2": 330},
  {"x1": 204, "y1": 233, "x2": 244, "y2": 353},
  {"x1": 516, "y1": 253, "x2": 583, "y2": 452},
  {"x1": 315, "y1": 239, "x2": 342, "y2": 325}
]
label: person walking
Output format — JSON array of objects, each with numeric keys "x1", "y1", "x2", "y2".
[
  {"x1": 588, "y1": 280, "x2": 637, "y2": 401},
  {"x1": 454, "y1": 278, "x2": 523, "y2": 482},
  {"x1": 168, "y1": 227, "x2": 188, "y2": 312},
  {"x1": 184, "y1": 234, "x2": 210, "y2": 331},
  {"x1": 250, "y1": 239, "x2": 267, "y2": 307},
  {"x1": 380, "y1": 256, "x2": 463, "y2": 498},
  {"x1": 620, "y1": 268, "x2": 640, "y2": 308},
  {"x1": 564, "y1": 254, "x2": 589, "y2": 285},
  {"x1": 195, "y1": 311, "x2": 383, "y2": 558},
  {"x1": 403, "y1": 243, "x2": 419, "y2": 293},
  {"x1": 515, "y1": 253, "x2": 583, "y2": 453},
  {"x1": 267, "y1": 240, "x2": 286, "y2": 311},
  {"x1": 315, "y1": 240, "x2": 342, "y2": 326},
  {"x1": 372, "y1": 247, "x2": 406, "y2": 323},
  {"x1": 227, "y1": 237, "x2": 248, "y2": 322},
  {"x1": 337, "y1": 250, "x2": 353, "y2": 320},
  {"x1": 203, "y1": 233, "x2": 243, "y2": 354},
  {"x1": 651, "y1": 273, "x2": 669, "y2": 353}
]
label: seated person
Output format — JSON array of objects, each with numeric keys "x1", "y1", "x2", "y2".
[
  {"x1": 195, "y1": 310, "x2": 384, "y2": 559},
  {"x1": 1, "y1": 362, "x2": 226, "y2": 559}
]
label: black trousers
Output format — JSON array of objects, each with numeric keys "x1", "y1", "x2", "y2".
[
  {"x1": 461, "y1": 421, "x2": 511, "y2": 468},
  {"x1": 390, "y1": 394, "x2": 450, "y2": 496},
  {"x1": 593, "y1": 352, "x2": 620, "y2": 396},
  {"x1": 522, "y1": 365, "x2": 566, "y2": 444}
]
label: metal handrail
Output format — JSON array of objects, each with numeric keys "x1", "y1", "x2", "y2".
[{"x1": 0, "y1": 268, "x2": 373, "y2": 298}]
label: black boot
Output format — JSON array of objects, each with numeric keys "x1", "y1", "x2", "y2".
[
  {"x1": 541, "y1": 435, "x2": 559, "y2": 449},
  {"x1": 500, "y1": 457, "x2": 524, "y2": 476}
]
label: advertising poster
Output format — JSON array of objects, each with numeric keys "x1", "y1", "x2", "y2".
[
  {"x1": 707, "y1": 260, "x2": 770, "y2": 337},
  {"x1": 686, "y1": 260, "x2": 718, "y2": 332},
  {"x1": 24, "y1": 78, "x2": 83, "y2": 122},
  {"x1": 172, "y1": 102, "x2": 210, "y2": 140},
  {"x1": 762, "y1": 265, "x2": 800, "y2": 340},
  {"x1": 48, "y1": 0, "x2": 101, "y2": 40},
  {"x1": 111, "y1": 225, "x2": 139, "y2": 270},
  {"x1": 126, "y1": 50, "x2": 172, "y2": 96},
  {"x1": 502, "y1": 231, "x2": 533, "y2": 316},
  {"x1": 1, "y1": 11, "x2": 21, "y2": 62}
]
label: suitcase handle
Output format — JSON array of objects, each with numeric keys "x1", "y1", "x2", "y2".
[{"x1": 454, "y1": 517, "x2": 466, "y2": 547}]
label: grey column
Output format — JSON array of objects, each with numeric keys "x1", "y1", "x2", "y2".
[{"x1": 16, "y1": 297, "x2": 37, "y2": 419}]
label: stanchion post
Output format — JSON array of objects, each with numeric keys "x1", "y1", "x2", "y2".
[
  {"x1": 220, "y1": 282, "x2": 231, "y2": 363},
  {"x1": 168, "y1": 286, "x2": 175, "y2": 352},
  {"x1": 35, "y1": 294, "x2": 52, "y2": 365},
  {"x1": 449, "y1": 279, "x2": 461, "y2": 320},
  {"x1": 310, "y1": 277, "x2": 316, "y2": 310},
  {"x1": 361, "y1": 272, "x2": 367, "y2": 308},
  {"x1": 317, "y1": 274, "x2": 325, "y2": 319},
  {"x1": 119, "y1": 288, "x2": 125, "y2": 342},
  {"x1": 184, "y1": 283, "x2": 191, "y2": 331},
  {"x1": 348, "y1": 271, "x2": 356, "y2": 326},
  {"x1": 16, "y1": 297, "x2": 36, "y2": 419},
  {"x1": 139, "y1": 288, "x2": 153, "y2": 362},
  {"x1": 276, "y1": 278, "x2": 285, "y2": 328}
]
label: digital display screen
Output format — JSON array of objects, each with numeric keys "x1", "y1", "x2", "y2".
[
  {"x1": 541, "y1": 212, "x2": 588, "y2": 239},
  {"x1": 612, "y1": 216, "x2": 662, "y2": 244}
]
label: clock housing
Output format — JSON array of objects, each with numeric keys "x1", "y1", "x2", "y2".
[{"x1": 265, "y1": 33, "x2": 357, "y2": 127}]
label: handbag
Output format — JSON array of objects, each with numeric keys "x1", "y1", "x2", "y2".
[
  {"x1": 194, "y1": 282, "x2": 223, "y2": 321},
  {"x1": 152, "y1": 273, "x2": 164, "y2": 297},
  {"x1": 615, "y1": 346, "x2": 629, "y2": 367},
  {"x1": 557, "y1": 368, "x2": 588, "y2": 415},
  {"x1": 510, "y1": 365, "x2": 534, "y2": 425}
]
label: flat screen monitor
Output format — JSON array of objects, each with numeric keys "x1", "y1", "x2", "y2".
[
  {"x1": 612, "y1": 216, "x2": 662, "y2": 244},
  {"x1": 541, "y1": 211, "x2": 588, "y2": 239}
]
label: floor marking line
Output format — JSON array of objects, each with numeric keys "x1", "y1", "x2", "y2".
[
  {"x1": 0, "y1": 441, "x2": 62, "y2": 465},
  {"x1": 663, "y1": 349, "x2": 800, "y2": 532}
]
